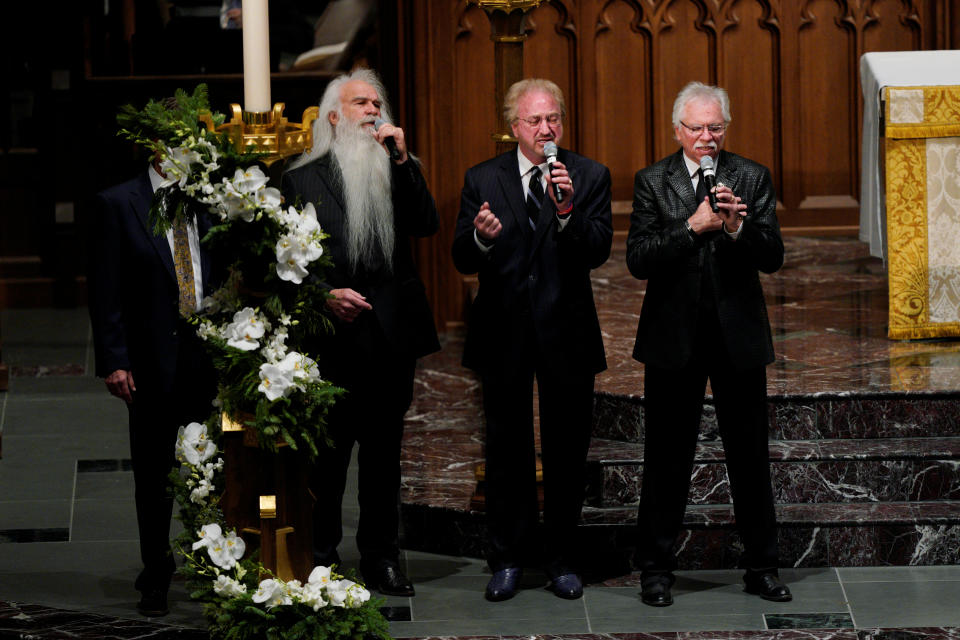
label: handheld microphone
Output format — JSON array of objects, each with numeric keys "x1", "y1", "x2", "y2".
[
  {"x1": 542, "y1": 141, "x2": 564, "y2": 204},
  {"x1": 699, "y1": 155, "x2": 719, "y2": 213},
  {"x1": 373, "y1": 118, "x2": 403, "y2": 162}
]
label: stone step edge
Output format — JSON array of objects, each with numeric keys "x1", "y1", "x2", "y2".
[
  {"x1": 580, "y1": 500, "x2": 960, "y2": 528},
  {"x1": 594, "y1": 389, "x2": 960, "y2": 404},
  {"x1": 587, "y1": 436, "x2": 960, "y2": 465}
]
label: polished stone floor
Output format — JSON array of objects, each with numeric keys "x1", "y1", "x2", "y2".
[{"x1": 2, "y1": 238, "x2": 960, "y2": 639}]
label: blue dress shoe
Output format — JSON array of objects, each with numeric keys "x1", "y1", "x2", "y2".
[
  {"x1": 485, "y1": 567, "x2": 522, "y2": 601},
  {"x1": 547, "y1": 573, "x2": 583, "y2": 599}
]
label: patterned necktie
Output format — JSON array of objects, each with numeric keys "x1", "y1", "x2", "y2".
[
  {"x1": 695, "y1": 167, "x2": 707, "y2": 205},
  {"x1": 526, "y1": 166, "x2": 544, "y2": 226},
  {"x1": 172, "y1": 217, "x2": 197, "y2": 316}
]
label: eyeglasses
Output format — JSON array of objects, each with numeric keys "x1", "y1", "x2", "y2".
[
  {"x1": 679, "y1": 120, "x2": 726, "y2": 135},
  {"x1": 516, "y1": 113, "x2": 562, "y2": 128}
]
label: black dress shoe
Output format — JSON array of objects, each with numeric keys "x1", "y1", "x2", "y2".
[
  {"x1": 137, "y1": 589, "x2": 169, "y2": 617},
  {"x1": 547, "y1": 573, "x2": 583, "y2": 599},
  {"x1": 640, "y1": 574, "x2": 674, "y2": 607},
  {"x1": 485, "y1": 567, "x2": 522, "y2": 602},
  {"x1": 363, "y1": 562, "x2": 415, "y2": 597},
  {"x1": 744, "y1": 572, "x2": 792, "y2": 602}
]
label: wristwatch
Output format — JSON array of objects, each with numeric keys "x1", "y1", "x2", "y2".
[{"x1": 684, "y1": 220, "x2": 698, "y2": 242}]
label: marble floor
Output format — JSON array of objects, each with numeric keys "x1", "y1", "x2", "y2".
[{"x1": 2, "y1": 238, "x2": 960, "y2": 639}]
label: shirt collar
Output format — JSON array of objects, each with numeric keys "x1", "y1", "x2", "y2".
[
  {"x1": 516, "y1": 147, "x2": 546, "y2": 177},
  {"x1": 682, "y1": 152, "x2": 720, "y2": 179},
  {"x1": 148, "y1": 165, "x2": 165, "y2": 193}
]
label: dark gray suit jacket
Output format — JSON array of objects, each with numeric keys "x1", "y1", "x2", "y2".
[
  {"x1": 281, "y1": 153, "x2": 440, "y2": 362},
  {"x1": 626, "y1": 149, "x2": 783, "y2": 370},
  {"x1": 453, "y1": 148, "x2": 613, "y2": 376}
]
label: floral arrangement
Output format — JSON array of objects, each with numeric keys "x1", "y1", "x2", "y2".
[
  {"x1": 117, "y1": 87, "x2": 390, "y2": 639},
  {"x1": 173, "y1": 422, "x2": 389, "y2": 640},
  {"x1": 117, "y1": 85, "x2": 342, "y2": 457}
]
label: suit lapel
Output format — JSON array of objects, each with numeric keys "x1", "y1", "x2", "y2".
[
  {"x1": 667, "y1": 150, "x2": 698, "y2": 214},
  {"x1": 529, "y1": 149, "x2": 572, "y2": 256},
  {"x1": 496, "y1": 152, "x2": 531, "y2": 239},
  {"x1": 130, "y1": 174, "x2": 177, "y2": 283},
  {"x1": 716, "y1": 150, "x2": 739, "y2": 195},
  {"x1": 312, "y1": 154, "x2": 344, "y2": 211}
]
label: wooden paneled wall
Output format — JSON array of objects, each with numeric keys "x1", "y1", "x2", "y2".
[{"x1": 395, "y1": 0, "x2": 957, "y2": 329}]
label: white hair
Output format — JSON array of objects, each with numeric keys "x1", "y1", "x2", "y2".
[
  {"x1": 288, "y1": 68, "x2": 395, "y2": 171},
  {"x1": 331, "y1": 115, "x2": 395, "y2": 272},
  {"x1": 671, "y1": 81, "x2": 731, "y2": 129}
]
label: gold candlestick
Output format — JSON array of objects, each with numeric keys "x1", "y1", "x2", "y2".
[
  {"x1": 468, "y1": 0, "x2": 544, "y2": 151},
  {"x1": 200, "y1": 103, "x2": 319, "y2": 166}
]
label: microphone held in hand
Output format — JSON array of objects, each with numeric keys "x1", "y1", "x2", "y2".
[
  {"x1": 373, "y1": 117, "x2": 403, "y2": 161},
  {"x1": 699, "y1": 155, "x2": 719, "y2": 213},
  {"x1": 542, "y1": 141, "x2": 564, "y2": 204}
]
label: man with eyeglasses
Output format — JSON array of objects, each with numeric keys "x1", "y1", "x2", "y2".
[
  {"x1": 453, "y1": 78, "x2": 612, "y2": 601},
  {"x1": 626, "y1": 81, "x2": 789, "y2": 607}
]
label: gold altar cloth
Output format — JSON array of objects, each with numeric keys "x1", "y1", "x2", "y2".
[{"x1": 884, "y1": 85, "x2": 960, "y2": 340}]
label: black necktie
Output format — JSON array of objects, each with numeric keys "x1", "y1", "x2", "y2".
[
  {"x1": 526, "y1": 167, "x2": 544, "y2": 226},
  {"x1": 695, "y1": 167, "x2": 707, "y2": 205}
]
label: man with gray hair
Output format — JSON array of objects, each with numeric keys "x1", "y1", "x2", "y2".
[
  {"x1": 626, "y1": 81, "x2": 789, "y2": 606},
  {"x1": 282, "y1": 68, "x2": 439, "y2": 597}
]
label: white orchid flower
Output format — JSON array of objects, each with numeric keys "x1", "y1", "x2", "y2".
[
  {"x1": 301, "y1": 582, "x2": 328, "y2": 610},
  {"x1": 344, "y1": 581, "x2": 371, "y2": 608},
  {"x1": 207, "y1": 529, "x2": 245, "y2": 569},
  {"x1": 258, "y1": 361, "x2": 295, "y2": 401},
  {"x1": 225, "y1": 308, "x2": 267, "y2": 351},
  {"x1": 192, "y1": 523, "x2": 223, "y2": 551},
  {"x1": 231, "y1": 166, "x2": 270, "y2": 193},
  {"x1": 281, "y1": 351, "x2": 319, "y2": 384},
  {"x1": 256, "y1": 186, "x2": 283, "y2": 213},
  {"x1": 213, "y1": 575, "x2": 247, "y2": 597},
  {"x1": 158, "y1": 145, "x2": 201, "y2": 188},
  {"x1": 190, "y1": 478, "x2": 213, "y2": 503},
  {"x1": 325, "y1": 579, "x2": 349, "y2": 607},
  {"x1": 307, "y1": 565, "x2": 331, "y2": 586},
  {"x1": 275, "y1": 235, "x2": 311, "y2": 284},
  {"x1": 177, "y1": 422, "x2": 218, "y2": 466},
  {"x1": 252, "y1": 578, "x2": 291, "y2": 609}
]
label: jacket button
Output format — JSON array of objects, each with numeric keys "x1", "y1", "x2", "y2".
[{"x1": 529, "y1": 274, "x2": 536, "y2": 282}]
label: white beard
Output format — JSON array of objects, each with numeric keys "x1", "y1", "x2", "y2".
[{"x1": 331, "y1": 117, "x2": 395, "y2": 272}]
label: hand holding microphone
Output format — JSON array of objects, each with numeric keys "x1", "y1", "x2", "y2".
[
  {"x1": 699, "y1": 155, "x2": 719, "y2": 213},
  {"x1": 699, "y1": 155, "x2": 747, "y2": 232},
  {"x1": 373, "y1": 117, "x2": 404, "y2": 162},
  {"x1": 543, "y1": 141, "x2": 567, "y2": 205}
]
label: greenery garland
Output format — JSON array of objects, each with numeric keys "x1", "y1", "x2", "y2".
[{"x1": 118, "y1": 86, "x2": 391, "y2": 640}]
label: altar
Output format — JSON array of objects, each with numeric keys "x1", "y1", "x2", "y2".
[{"x1": 859, "y1": 50, "x2": 960, "y2": 339}]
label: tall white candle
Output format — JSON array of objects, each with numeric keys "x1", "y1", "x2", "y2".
[{"x1": 242, "y1": 0, "x2": 271, "y2": 112}]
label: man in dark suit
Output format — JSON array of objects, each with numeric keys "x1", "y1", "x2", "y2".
[
  {"x1": 281, "y1": 68, "x2": 439, "y2": 597},
  {"x1": 88, "y1": 153, "x2": 217, "y2": 617},
  {"x1": 626, "y1": 81, "x2": 789, "y2": 606},
  {"x1": 453, "y1": 78, "x2": 612, "y2": 601}
]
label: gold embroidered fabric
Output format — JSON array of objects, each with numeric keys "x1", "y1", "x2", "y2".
[
  {"x1": 173, "y1": 217, "x2": 197, "y2": 317},
  {"x1": 884, "y1": 85, "x2": 960, "y2": 340}
]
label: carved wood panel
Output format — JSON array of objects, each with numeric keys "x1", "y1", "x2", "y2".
[{"x1": 398, "y1": 0, "x2": 956, "y2": 328}]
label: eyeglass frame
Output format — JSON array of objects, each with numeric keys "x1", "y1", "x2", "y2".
[
  {"x1": 515, "y1": 112, "x2": 563, "y2": 128},
  {"x1": 678, "y1": 120, "x2": 727, "y2": 135}
]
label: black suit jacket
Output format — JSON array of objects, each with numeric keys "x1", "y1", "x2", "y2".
[
  {"x1": 453, "y1": 148, "x2": 613, "y2": 376},
  {"x1": 626, "y1": 149, "x2": 783, "y2": 370},
  {"x1": 88, "y1": 171, "x2": 215, "y2": 394},
  {"x1": 281, "y1": 153, "x2": 440, "y2": 361}
]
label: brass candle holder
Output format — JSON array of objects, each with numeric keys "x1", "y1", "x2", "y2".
[
  {"x1": 468, "y1": 0, "x2": 544, "y2": 150},
  {"x1": 199, "y1": 103, "x2": 319, "y2": 165}
]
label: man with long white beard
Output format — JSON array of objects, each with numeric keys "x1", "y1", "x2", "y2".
[{"x1": 281, "y1": 68, "x2": 440, "y2": 597}]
